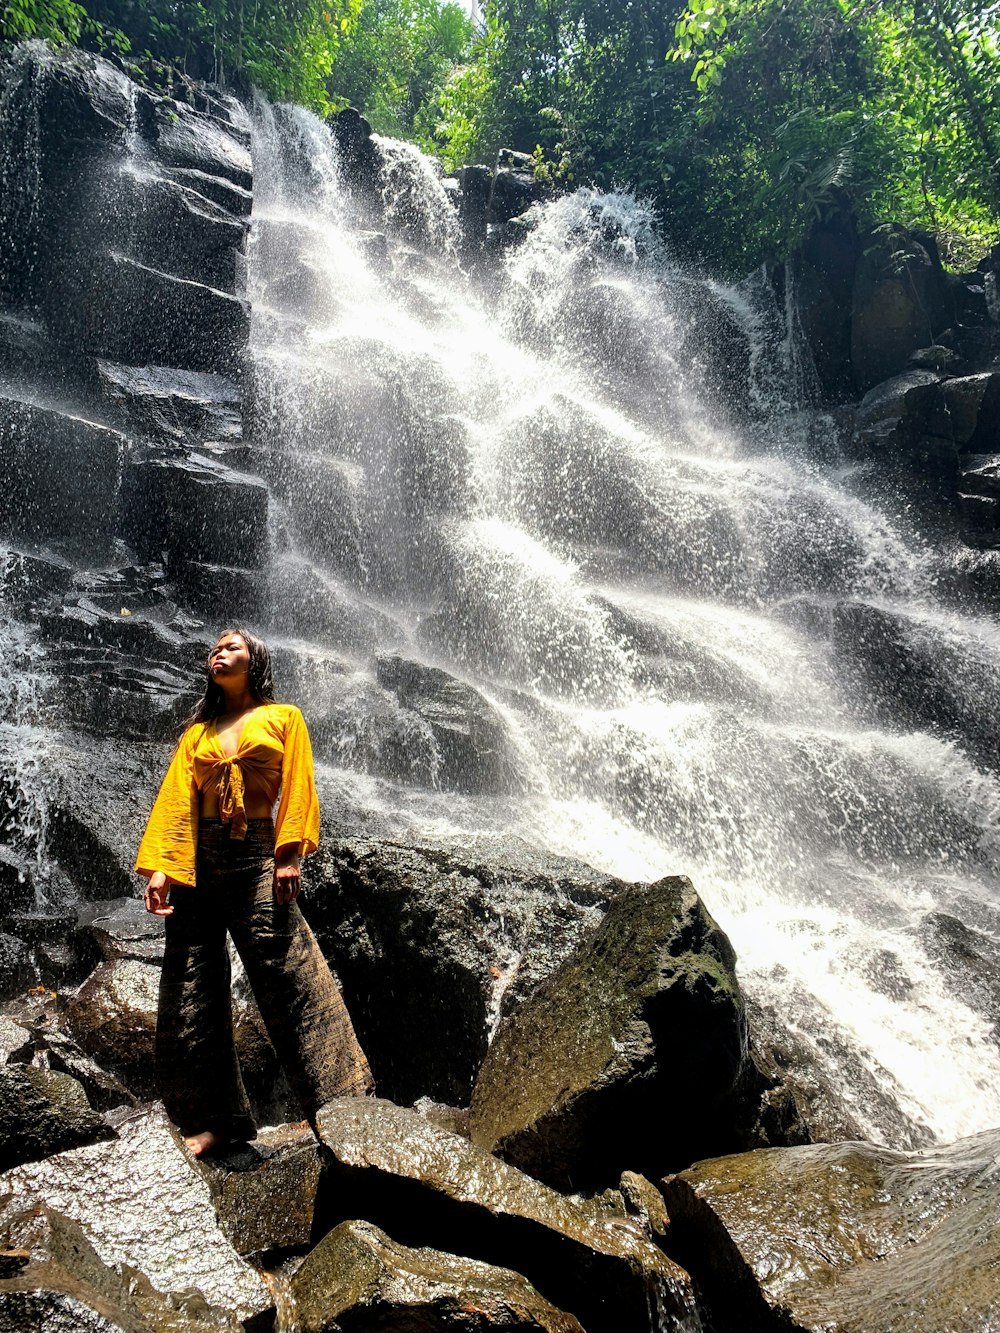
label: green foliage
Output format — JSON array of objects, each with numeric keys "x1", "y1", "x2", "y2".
[
  {"x1": 327, "y1": 0, "x2": 472, "y2": 138},
  {"x1": 425, "y1": 0, "x2": 1000, "y2": 272},
  {"x1": 1, "y1": 0, "x2": 87, "y2": 44}
]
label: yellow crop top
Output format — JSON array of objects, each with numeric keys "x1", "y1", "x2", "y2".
[{"x1": 135, "y1": 703, "x2": 320, "y2": 887}]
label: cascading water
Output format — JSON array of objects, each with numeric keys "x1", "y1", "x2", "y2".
[{"x1": 248, "y1": 102, "x2": 1000, "y2": 1147}]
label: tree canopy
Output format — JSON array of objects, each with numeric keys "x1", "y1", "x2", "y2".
[{"x1": 3, "y1": 0, "x2": 1000, "y2": 270}]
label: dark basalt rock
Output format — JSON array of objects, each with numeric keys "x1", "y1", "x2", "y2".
[
  {"x1": 113, "y1": 171, "x2": 246, "y2": 294},
  {"x1": 291, "y1": 1217, "x2": 585, "y2": 1333},
  {"x1": 0, "y1": 1065, "x2": 115, "y2": 1170},
  {"x1": 851, "y1": 224, "x2": 949, "y2": 392},
  {"x1": 917, "y1": 912, "x2": 1000, "y2": 1040},
  {"x1": 61, "y1": 958, "x2": 160, "y2": 1099},
  {"x1": 196, "y1": 1122, "x2": 321, "y2": 1257},
  {"x1": 144, "y1": 97, "x2": 252, "y2": 192},
  {"x1": 0, "y1": 1102, "x2": 271, "y2": 1324},
  {"x1": 489, "y1": 150, "x2": 545, "y2": 224},
  {"x1": 313, "y1": 1097, "x2": 697, "y2": 1333},
  {"x1": 120, "y1": 453, "x2": 269, "y2": 570},
  {"x1": 942, "y1": 371, "x2": 1000, "y2": 447},
  {"x1": 375, "y1": 655, "x2": 522, "y2": 795},
  {"x1": 661, "y1": 1129, "x2": 1000, "y2": 1333},
  {"x1": 88, "y1": 898, "x2": 165, "y2": 963},
  {"x1": 83, "y1": 253, "x2": 250, "y2": 373},
  {"x1": 302, "y1": 839, "x2": 616, "y2": 1107},
  {"x1": 853, "y1": 369, "x2": 955, "y2": 467},
  {"x1": 0, "y1": 933, "x2": 33, "y2": 1001},
  {"x1": 469, "y1": 875, "x2": 755, "y2": 1191},
  {"x1": 0, "y1": 395, "x2": 127, "y2": 560},
  {"x1": 0, "y1": 1198, "x2": 242, "y2": 1333},
  {"x1": 958, "y1": 457, "x2": 1000, "y2": 546},
  {"x1": 827, "y1": 598, "x2": 999, "y2": 771},
  {"x1": 96, "y1": 362, "x2": 242, "y2": 447},
  {"x1": 743, "y1": 991, "x2": 932, "y2": 1151}
]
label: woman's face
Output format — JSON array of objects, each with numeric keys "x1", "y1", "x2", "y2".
[{"x1": 209, "y1": 632, "x2": 251, "y2": 686}]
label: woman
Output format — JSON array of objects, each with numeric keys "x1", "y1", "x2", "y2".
[{"x1": 136, "y1": 628, "x2": 372, "y2": 1156}]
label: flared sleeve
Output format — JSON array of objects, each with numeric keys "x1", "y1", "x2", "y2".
[
  {"x1": 274, "y1": 706, "x2": 320, "y2": 857},
  {"x1": 135, "y1": 725, "x2": 202, "y2": 885}
]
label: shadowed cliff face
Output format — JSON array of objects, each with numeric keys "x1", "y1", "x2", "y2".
[{"x1": 0, "y1": 43, "x2": 999, "y2": 1165}]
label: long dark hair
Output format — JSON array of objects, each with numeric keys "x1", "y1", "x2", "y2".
[{"x1": 187, "y1": 627, "x2": 277, "y2": 727}]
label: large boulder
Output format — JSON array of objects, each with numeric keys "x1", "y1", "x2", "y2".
[
  {"x1": 291, "y1": 1218, "x2": 584, "y2": 1333},
  {"x1": 661, "y1": 1129, "x2": 1000, "y2": 1333},
  {"x1": 196, "y1": 1123, "x2": 322, "y2": 1257},
  {"x1": 302, "y1": 839, "x2": 616, "y2": 1106},
  {"x1": 0, "y1": 1102, "x2": 272, "y2": 1324},
  {"x1": 826, "y1": 598, "x2": 999, "y2": 770},
  {"x1": 852, "y1": 370, "x2": 954, "y2": 466},
  {"x1": 313, "y1": 1097, "x2": 697, "y2": 1333},
  {"x1": 0, "y1": 1198, "x2": 242, "y2": 1332},
  {"x1": 0, "y1": 1066, "x2": 115, "y2": 1171},
  {"x1": 61, "y1": 958, "x2": 160, "y2": 1099},
  {"x1": 374, "y1": 655, "x2": 522, "y2": 794},
  {"x1": 468, "y1": 875, "x2": 755, "y2": 1190},
  {"x1": 851, "y1": 224, "x2": 949, "y2": 392}
]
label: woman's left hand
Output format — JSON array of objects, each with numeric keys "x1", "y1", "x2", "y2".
[{"x1": 274, "y1": 846, "x2": 301, "y2": 904}]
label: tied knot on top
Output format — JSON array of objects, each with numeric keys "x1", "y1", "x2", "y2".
[{"x1": 212, "y1": 752, "x2": 274, "y2": 840}]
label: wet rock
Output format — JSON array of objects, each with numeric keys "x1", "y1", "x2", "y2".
[
  {"x1": 45, "y1": 735, "x2": 169, "y2": 900},
  {"x1": 37, "y1": 1029, "x2": 138, "y2": 1114},
  {"x1": 197, "y1": 1122, "x2": 321, "y2": 1256},
  {"x1": 942, "y1": 372, "x2": 1000, "y2": 447},
  {"x1": 958, "y1": 452, "x2": 1000, "y2": 549},
  {"x1": 618, "y1": 1171, "x2": 669, "y2": 1239},
  {"x1": 789, "y1": 201, "x2": 860, "y2": 401},
  {"x1": 0, "y1": 548, "x2": 73, "y2": 616},
  {"x1": 292, "y1": 1217, "x2": 585, "y2": 1333},
  {"x1": 0, "y1": 1102, "x2": 271, "y2": 1323},
  {"x1": 313, "y1": 1097, "x2": 696, "y2": 1333},
  {"x1": 375, "y1": 655, "x2": 522, "y2": 795},
  {"x1": 0, "y1": 396, "x2": 127, "y2": 559},
  {"x1": 165, "y1": 165, "x2": 254, "y2": 218},
  {"x1": 115, "y1": 171, "x2": 246, "y2": 294},
  {"x1": 0, "y1": 1066, "x2": 115, "y2": 1170},
  {"x1": 0, "y1": 933, "x2": 32, "y2": 1001},
  {"x1": 88, "y1": 898, "x2": 165, "y2": 963},
  {"x1": 469, "y1": 876, "x2": 752, "y2": 1191},
  {"x1": 661, "y1": 1129, "x2": 1000, "y2": 1333},
  {"x1": 489, "y1": 150, "x2": 545, "y2": 224},
  {"x1": 827, "y1": 599, "x2": 998, "y2": 769},
  {"x1": 303, "y1": 840, "x2": 615, "y2": 1106},
  {"x1": 853, "y1": 370, "x2": 954, "y2": 466},
  {"x1": 145, "y1": 97, "x2": 252, "y2": 192},
  {"x1": 741, "y1": 991, "x2": 933, "y2": 1151},
  {"x1": 918, "y1": 912, "x2": 1000, "y2": 1039},
  {"x1": 958, "y1": 491, "x2": 1000, "y2": 547},
  {"x1": 172, "y1": 560, "x2": 265, "y2": 623},
  {"x1": 120, "y1": 453, "x2": 269, "y2": 570},
  {"x1": 0, "y1": 1198, "x2": 242, "y2": 1332},
  {"x1": 0, "y1": 1015, "x2": 31, "y2": 1064},
  {"x1": 97, "y1": 362, "x2": 242, "y2": 447},
  {"x1": 62, "y1": 958, "x2": 159, "y2": 1098},
  {"x1": 851, "y1": 224, "x2": 947, "y2": 392},
  {"x1": 86, "y1": 253, "x2": 249, "y2": 373}
]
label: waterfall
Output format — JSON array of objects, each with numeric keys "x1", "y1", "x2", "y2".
[{"x1": 246, "y1": 103, "x2": 1000, "y2": 1147}]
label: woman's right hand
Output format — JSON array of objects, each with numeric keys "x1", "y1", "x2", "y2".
[{"x1": 144, "y1": 871, "x2": 174, "y2": 916}]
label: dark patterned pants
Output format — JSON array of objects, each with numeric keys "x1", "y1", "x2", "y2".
[{"x1": 156, "y1": 818, "x2": 373, "y2": 1140}]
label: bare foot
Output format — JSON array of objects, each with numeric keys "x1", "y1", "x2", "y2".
[{"x1": 183, "y1": 1130, "x2": 228, "y2": 1157}]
